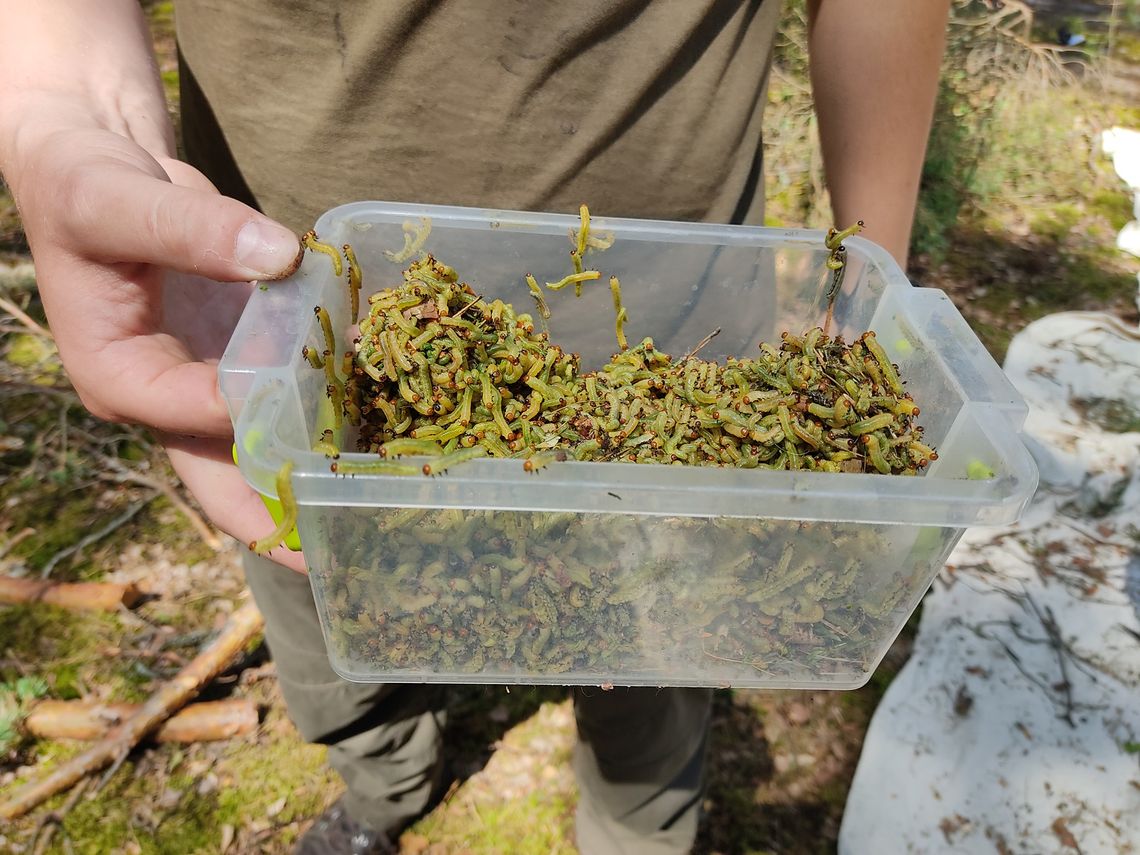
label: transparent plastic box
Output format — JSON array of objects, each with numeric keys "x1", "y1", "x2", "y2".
[{"x1": 219, "y1": 201, "x2": 1039, "y2": 689}]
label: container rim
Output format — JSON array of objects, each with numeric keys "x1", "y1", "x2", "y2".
[{"x1": 222, "y1": 201, "x2": 1040, "y2": 529}]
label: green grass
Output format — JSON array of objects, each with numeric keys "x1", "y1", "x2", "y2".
[
  {"x1": 404, "y1": 696, "x2": 578, "y2": 853},
  {"x1": 28, "y1": 708, "x2": 337, "y2": 854}
]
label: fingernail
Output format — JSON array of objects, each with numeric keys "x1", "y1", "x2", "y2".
[{"x1": 235, "y1": 220, "x2": 302, "y2": 277}]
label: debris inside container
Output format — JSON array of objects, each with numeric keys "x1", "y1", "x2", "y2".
[
  {"x1": 254, "y1": 209, "x2": 941, "y2": 681},
  {"x1": 312, "y1": 508, "x2": 940, "y2": 681},
  {"x1": 302, "y1": 210, "x2": 933, "y2": 477}
]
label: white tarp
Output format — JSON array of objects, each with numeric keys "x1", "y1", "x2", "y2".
[
  {"x1": 1102, "y1": 127, "x2": 1140, "y2": 303},
  {"x1": 838, "y1": 310, "x2": 1140, "y2": 854}
]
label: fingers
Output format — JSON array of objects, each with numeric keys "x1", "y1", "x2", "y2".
[
  {"x1": 12, "y1": 131, "x2": 301, "y2": 440},
  {"x1": 163, "y1": 436, "x2": 308, "y2": 574},
  {"x1": 57, "y1": 158, "x2": 302, "y2": 281},
  {"x1": 85, "y1": 335, "x2": 234, "y2": 437},
  {"x1": 157, "y1": 157, "x2": 220, "y2": 195}
]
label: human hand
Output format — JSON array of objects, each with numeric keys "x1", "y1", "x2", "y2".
[{"x1": 5, "y1": 126, "x2": 307, "y2": 570}]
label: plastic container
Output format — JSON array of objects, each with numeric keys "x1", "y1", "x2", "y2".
[{"x1": 219, "y1": 201, "x2": 1039, "y2": 689}]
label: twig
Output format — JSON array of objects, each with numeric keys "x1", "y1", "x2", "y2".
[
  {"x1": 682, "y1": 327, "x2": 721, "y2": 361},
  {"x1": 0, "y1": 380, "x2": 77, "y2": 398},
  {"x1": 92, "y1": 750, "x2": 130, "y2": 796},
  {"x1": 57, "y1": 401, "x2": 69, "y2": 475},
  {"x1": 40, "y1": 495, "x2": 156, "y2": 579},
  {"x1": 0, "y1": 599, "x2": 264, "y2": 821},
  {"x1": 1057, "y1": 519, "x2": 1130, "y2": 549},
  {"x1": 953, "y1": 616, "x2": 1107, "y2": 723},
  {"x1": 0, "y1": 294, "x2": 51, "y2": 339},
  {"x1": 453, "y1": 295, "x2": 482, "y2": 320},
  {"x1": 0, "y1": 527, "x2": 35, "y2": 561},
  {"x1": 1024, "y1": 595, "x2": 1077, "y2": 728},
  {"x1": 29, "y1": 777, "x2": 89, "y2": 855},
  {"x1": 95, "y1": 456, "x2": 222, "y2": 551}
]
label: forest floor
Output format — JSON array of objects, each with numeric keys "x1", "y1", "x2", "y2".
[{"x1": 0, "y1": 1, "x2": 1138, "y2": 853}]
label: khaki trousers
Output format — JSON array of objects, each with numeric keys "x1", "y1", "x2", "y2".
[{"x1": 243, "y1": 552, "x2": 711, "y2": 853}]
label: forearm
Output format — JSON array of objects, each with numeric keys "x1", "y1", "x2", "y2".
[
  {"x1": 0, "y1": 0, "x2": 172, "y2": 187},
  {"x1": 807, "y1": 0, "x2": 950, "y2": 267}
]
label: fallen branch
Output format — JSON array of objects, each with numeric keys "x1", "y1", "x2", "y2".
[
  {"x1": 0, "y1": 527, "x2": 35, "y2": 562},
  {"x1": 95, "y1": 455, "x2": 223, "y2": 552},
  {"x1": 0, "y1": 293, "x2": 52, "y2": 339},
  {"x1": 0, "y1": 576, "x2": 142, "y2": 611},
  {"x1": 40, "y1": 496, "x2": 156, "y2": 579},
  {"x1": 25, "y1": 699, "x2": 258, "y2": 743},
  {"x1": 29, "y1": 777, "x2": 88, "y2": 855},
  {"x1": 0, "y1": 598, "x2": 264, "y2": 820}
]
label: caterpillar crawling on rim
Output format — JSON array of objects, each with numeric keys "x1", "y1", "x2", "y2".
[{"x1": 250, "y1": 209, "x2": 931, "y2": 555}]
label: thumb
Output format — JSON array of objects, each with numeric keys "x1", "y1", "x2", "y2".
[{"x1": 59, "y1": 158, "x2": 302, "y2": 281}]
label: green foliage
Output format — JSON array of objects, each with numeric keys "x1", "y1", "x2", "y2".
[
  {"x1": 911, "y1": 77, "x2": 985, "y2": 259},
  {"x1": 1091, "y1": 188, "x2": 1135, "y2": 232},
  {"x1": 0, "y1": 675, "x2": 50, "y2": 753},
  {"x1": 764, "y1": 1, "x2": 830, "y2": 230},
  {"x1": 1029, "y1": 203, "x2": 1082, "y2": 242},
  {"x1": 910, "y1": 5, "x2": 1056, "y2": 259}
]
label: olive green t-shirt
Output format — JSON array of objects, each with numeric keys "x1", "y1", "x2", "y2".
[{"x1": 175, "y1": 1, "x2": 780, "y2": 234}]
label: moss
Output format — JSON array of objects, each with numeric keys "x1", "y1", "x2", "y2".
[
  {"x1": 211, "y1": 718, "x2": 336, "y2": 833},
  {"x1": 1090, "y1": 188, "x2": 1135, "y2": 233},
  {"x1": 144, "y1": 0, "x2": 175, "y2": 31},
  {"x1": 409, "y1": 790, "x2": 577, "y2": 854},
  {"x1": 8, "y1": 708, "x2": 335, "y2": 853},
  {"x1": 133, "y1": 495, "x2": 217, "y2": 567},
  {"x1": 5, "y1": 334, "x2": 57, "y2": 370},
  {"x1": 1055, "y1": 250, "x2": 1138, "y2": 302},
  {"x1": 928, "y1": 211, "x2": 1138, "y2": 364},
  {"x1": 0, "y1": 482, "x2": 106, "y2": 578},
  {"x1": 0, "y1": 604, "x2": 150, "y2": 704},
  {"x1": 402, "y1": 698, "x2": 577, "y2": 851},
  {"x1": 1029, "y1": 202, "x2": 1082, "y2": 242},
  {"x1": 57, "y1": 761, "x2": 202, "y2": 855},
  {"x1": 0, "y1": 179, "x2": 26, "y2": 255},
  {"x1": 161, "y1": 69, "x2": 180, "y2": 104},
  {"x1": 0, "y1": 428, "x2": 213, "y2": 580},
  {"x1": 1112, "y1": 31, "x2": 1140, "y2": 64},
  {"x1": 1117, "y1": 105, "x2": 1140, "y2": 128},
  {"x1": 969, "y1": 321, "x2": 1015, "y2": 364},
  {"x1": 0, "y1": 480, "x2": 204, "y2": 584}
]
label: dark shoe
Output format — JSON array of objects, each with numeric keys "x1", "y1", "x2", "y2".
[{"x1": 294, "y1": 797, "x2": 396, "y2": 855}]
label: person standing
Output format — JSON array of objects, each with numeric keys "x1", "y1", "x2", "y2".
[{"x1": 0, "y1": 2, "x2": 950, "y2": 851}]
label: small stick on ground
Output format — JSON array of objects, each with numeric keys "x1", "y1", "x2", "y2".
[
  {"x1": 0, "y1": 576, "x2": 143, "y2": 612},
  {"x1": 40, "y1": 496, "x2": 156, "y2": 579},
  {"x1": 29, "y1": 777, "x2": 88, "y2": 855},
  {"x1": 0, "y1": 599, "x2": 264, "y2": 821},
  {"x1": 0, "y1": 294, "x2": 52, "y2": 338},
  {"x1": 0, "y1": 527, "x2": 35, "y2": 562},
  {"x1": 96, "y1": 456, "x2": 222, "y2": 551}
]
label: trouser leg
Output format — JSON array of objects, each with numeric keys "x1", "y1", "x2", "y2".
[
  {"x1": 573, "y1": 686, "x2": 713, "y2": 855},
  {"x1": 242, "y1": 551, "x2": 447, "y2": 835}
]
